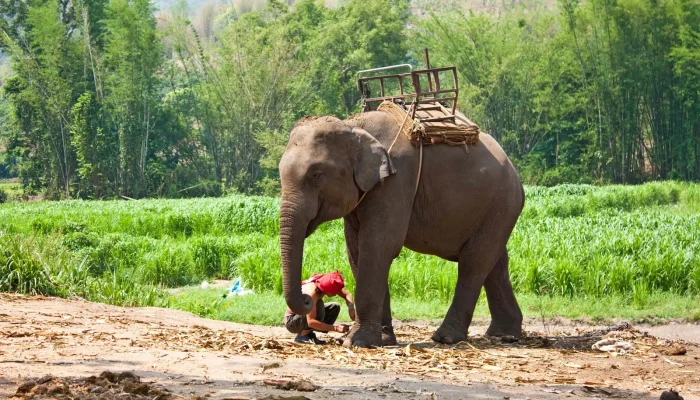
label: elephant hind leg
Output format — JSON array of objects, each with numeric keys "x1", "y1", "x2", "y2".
[
  {"x1": 432, "y1": 232, "x2": 504, "y2": 345},
  {"x1": 484, "y1": 249, "x2": 523, "y2": 338},
  {"x1": 381, "y1": 288, "x2": 397, "y2": 345}
]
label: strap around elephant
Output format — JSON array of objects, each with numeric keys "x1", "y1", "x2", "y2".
[{"x1": 351, "y1": 102, "x2": 423, "y2": 212}]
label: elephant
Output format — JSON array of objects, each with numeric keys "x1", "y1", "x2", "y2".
[{"x1": 278, "y1": 111, "x2": 525, "y2": 348}]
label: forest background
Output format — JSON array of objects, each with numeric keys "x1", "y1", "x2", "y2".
[{"x1": 1, "y1": 0, "x2": 699, "y2": 200}]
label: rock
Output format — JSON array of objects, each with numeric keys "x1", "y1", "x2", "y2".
[
  {"x1": 100, "y1": 371, "x2": 118, "y2": 383},
  {"x1": 46, "y1": 382, "x2": 68, "y2": 395},
  {"x1": 123, "y1": 381, "x2": 150, "y2": 395},
  {"x1": 660, "y1": 343, "x2": 686, "y2": 356},
  {"x1": 15, "y1": 381, "x2": 36, "y2": 395},
  {"x1": 660, "y1": 390, "x2": 683, "y2": 400},
  {"x1": 263, "y1": 379, "x2": 319, "y2": 392},
  {"x1": 294, "y1": 380, "x2": 319, "y2": 392},
  {"x1": 117, "y1": 371, "x2": 140, "y2": 383},
  {"x1": 90, "y1": 385, "x2": 106, "y2": 394},
  {"x1": 33, "y1": 384, "x2": 48, "y2": 395}
]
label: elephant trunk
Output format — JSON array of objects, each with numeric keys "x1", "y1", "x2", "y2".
[{"x1": 280, "y1": 194, "x2": 314, "y2": 315}]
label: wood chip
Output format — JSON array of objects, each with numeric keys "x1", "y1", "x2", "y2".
[{"x1": 663, "y1": 358, "x2": 684, "y2": 367}]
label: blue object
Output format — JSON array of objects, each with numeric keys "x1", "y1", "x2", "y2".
[{"x1": 230, "y1": 279, "x2": 241, "y2": 293}]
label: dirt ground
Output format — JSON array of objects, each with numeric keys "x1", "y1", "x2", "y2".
[{"x1": 1, "y1": 294, "x2": 698, "y2": 400}]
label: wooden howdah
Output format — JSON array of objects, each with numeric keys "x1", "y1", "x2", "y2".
[{"x1": 357, "y1": 49, "x2": 480, "y2": 147}]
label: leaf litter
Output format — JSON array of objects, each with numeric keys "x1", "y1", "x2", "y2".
[
  {"x1": 133, "y1": 322, "x2": 698, "y2": 392},
  {"x1": 2, "y1": 297, "x2": 698, "y2": 399}
]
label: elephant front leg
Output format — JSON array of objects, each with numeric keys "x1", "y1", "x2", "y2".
[
  {"x1": 342, "y1": 276, "x2": 397, "y2": 347},
  {"x1": 342, "y1": 243, "x2": 393, "y2": 348},
  {"x1": 343, "y1": 216, "x2": 395, "y2": 348}
]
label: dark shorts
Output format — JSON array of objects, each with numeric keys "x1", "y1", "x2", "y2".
[{"x1": 284, "y1": 300, "x2": 340, "y2": 334}]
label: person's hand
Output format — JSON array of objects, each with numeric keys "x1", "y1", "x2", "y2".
[
  {"x1": 348, "y1": 307, "x2": 356, "y2": 322},
  {"x1": 334, "y1": 324, "x2": 350, "y2": 333}
]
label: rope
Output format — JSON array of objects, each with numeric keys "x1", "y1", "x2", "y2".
[
  {"x1": 353, "y1": 190, "x2": 368, "y2": 210},
  {"x1": 377, "y1": 101, "x2": 479, "y2": 147},
  {"x1": 351, "y1": 102, "x2": 422, "y2": 212},
  {"x1": 388, "y1": 102, "x2": 415, "y2": 155},
  {"x1": 415, "y1": 139, "x2": 423, "y2": 199}
]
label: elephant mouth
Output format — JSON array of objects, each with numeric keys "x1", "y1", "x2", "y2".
[
  {"x1": 305, "y1": 198, "x2": 324, "y2": 238},
  {"x1": 305, "y1": 220, "x2": 319, "y2": 238}
]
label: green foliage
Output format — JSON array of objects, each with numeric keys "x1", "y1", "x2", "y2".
[
  {"x1": 3, "y1": 0, "x2": 699, "y2": 196},
  {"x1": 165, "y1": 0, "x2": 409, "y2": 193},
  {"x1": 168, "y1": 288, "x2": 700, "y2": 326},
  {"x1": 0, "y1": 233, "x2": 60, "y2": 295},
  {"x1": 415, "y1": 0, "x2": 700, "y2": 184},
  {"x1": 0, "y1": 231, "x2": 165, "y2": 306},
  {"x1": 1, "y1": 0, "x2": 207, "y2": 199},
  {"x1": 1, "y1": 183, "x2": 699, "y2": 314}
]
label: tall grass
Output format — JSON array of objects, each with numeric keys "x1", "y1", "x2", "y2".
[{"x1": 1, "y1": 182, "x2": 698, "y2": 312}]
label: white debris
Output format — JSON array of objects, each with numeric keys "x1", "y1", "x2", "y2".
[{"x1": 592, "y1": 338, "x2": 634, "y2": 353}]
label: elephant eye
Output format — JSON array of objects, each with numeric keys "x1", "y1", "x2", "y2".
[{"x1": 309, "y1": 170, "x2": 323, "y2": 184}]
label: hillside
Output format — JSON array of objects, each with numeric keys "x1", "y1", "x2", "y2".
[{"x1": 153, "y1": 0, "x2": 556, "y2": 16}]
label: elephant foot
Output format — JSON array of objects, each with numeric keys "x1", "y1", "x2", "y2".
[
  {"x1": 381, "y1": 325, "x2": 397, "y2": 346},
  {"x1": 343, "y1": 323, "x2": 383, "y2": 348},
  {"x1": 432, "y1": 319, "x2": 468, "y2": 345},
  {"x1": 486, "y1": 321, "x2": 523, "y2": 338}
]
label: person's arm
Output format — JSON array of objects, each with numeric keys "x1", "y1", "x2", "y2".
[
  {"x1": 340, "y1": 288, "x2": 356, "y2": 321},
  {"x1": 305, "y1": 301, "x2": 347, "y2": 333}
]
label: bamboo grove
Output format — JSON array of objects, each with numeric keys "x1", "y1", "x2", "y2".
[{"x1": 1, "y1": 0, "x2": 699, "y2": 199}]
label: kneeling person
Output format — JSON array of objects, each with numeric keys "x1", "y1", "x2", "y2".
[{"x1": 284, "y1": 270, "x2": 355, "y2": 344}]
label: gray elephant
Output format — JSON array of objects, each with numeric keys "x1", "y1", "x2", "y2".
[{"x1": 279, "y1": 111, "x2": 524, "y2": 348}]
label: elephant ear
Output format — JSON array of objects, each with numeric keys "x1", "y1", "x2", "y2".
[{"x1": 352, "y1": 127, "x2": 396, "y2": 192}]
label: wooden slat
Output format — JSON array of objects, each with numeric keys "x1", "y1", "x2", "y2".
[
  {"x1": 415, "y1": 105, "x2": 442, "y2": 111},
  {"x1": 437, "y1": 103, "x2": 478, "y2": 128},
  {"x1": 417, "y1": 89, "x2": 458, "y2": 96},
  {"x1": 420, "y1": 115, "x2": 457, "y2": 123},
  {"x1": 415, "y1": 97, "x2": 457, "y2": 104}
]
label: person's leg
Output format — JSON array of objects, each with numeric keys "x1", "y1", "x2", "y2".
[
  {"x1": 285, "y1": 314, "x2": 305, "y2": 334},
  {"x1": 322, "y1": 302, "x2": 341, "y2": 325},
  {"x1": 300, "y1": 299, "x2": 324, "y2": 336},
  {"x1": 296, "y1": 299, "x2": 328, "y2": 344}
]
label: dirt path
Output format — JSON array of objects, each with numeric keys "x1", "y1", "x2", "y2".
[{"x1": 1, "y1": 294, "x2": 698, "y2": 400}]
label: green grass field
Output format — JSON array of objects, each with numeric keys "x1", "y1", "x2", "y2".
[
  {"x1": 1, "y1": 182, "x2": 699, "y2": 325},
  {"x1": 0, "y1": 179, "x2": 22, "y2": 199}
]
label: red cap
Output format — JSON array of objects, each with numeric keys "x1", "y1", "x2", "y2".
[{"x1": 305, "y1": 270, "x2": 345, "y2": 296}]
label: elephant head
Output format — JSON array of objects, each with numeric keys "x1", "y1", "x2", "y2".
[{"x1": 278, "y1": 116, "x2": 395, "y2": 315}]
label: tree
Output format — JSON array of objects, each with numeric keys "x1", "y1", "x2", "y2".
[{"x1": 102, "y1": 0, "x2": 162, "y2": 197}]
